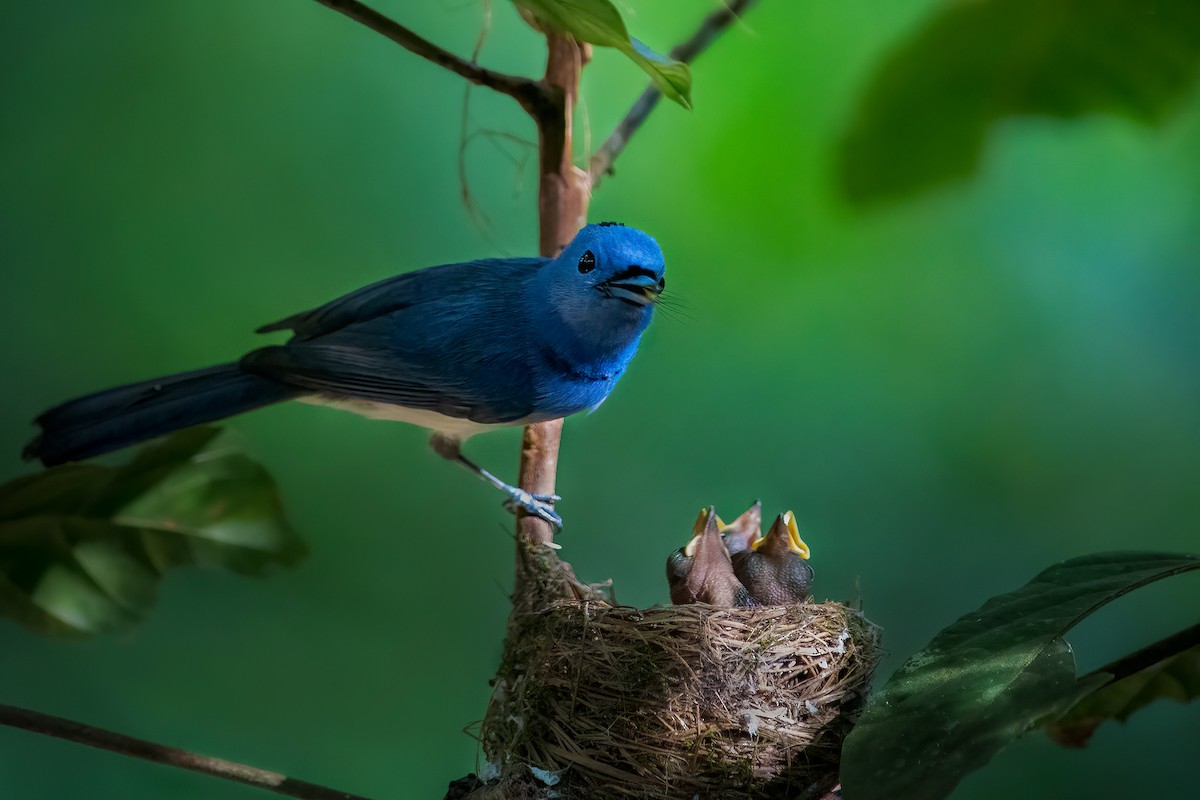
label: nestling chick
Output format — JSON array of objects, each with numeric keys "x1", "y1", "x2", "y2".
[
  {"x1": 666, "y1": 507, "x2": 754, "y2": 607},
  {"x1": 719, "y1": 500, "x2": 762, "y2": 556},
  {"x1": 731, "y1": 511, "x2": 813, "y2": 605}
]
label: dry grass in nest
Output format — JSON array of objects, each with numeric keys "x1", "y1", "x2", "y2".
[{"x1": 478, "y1": 580, "x2": 880, "y2": 799}]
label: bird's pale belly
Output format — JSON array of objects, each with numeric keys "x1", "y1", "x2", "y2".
[{"x1": 299, "y1": 395, "x2": 519, "y2": 441}]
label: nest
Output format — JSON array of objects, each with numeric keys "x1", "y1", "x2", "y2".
[{"x1": 474, "y1": 549, "x2": 880, "y2": 800}]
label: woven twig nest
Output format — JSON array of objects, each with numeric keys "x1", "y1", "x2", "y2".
[{"x1": 475, "y1": 548, "x2": 880, "y2": 799}]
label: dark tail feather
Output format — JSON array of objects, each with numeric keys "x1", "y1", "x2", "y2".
[{"x1": 24, "y1": 363, "x2": 298, "y2": 466}]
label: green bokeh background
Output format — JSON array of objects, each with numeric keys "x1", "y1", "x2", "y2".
[{"x1": 2, "y1": 1, "x2": 1198, "y2": 797}]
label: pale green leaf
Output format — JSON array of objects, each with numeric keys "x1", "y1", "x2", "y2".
[
  {"x1": 627, "y1": 38, "x2": 692, "y2": 110},
  {"x1": 512, "y1": 0, "x2": 692, "y2": 108},
  {"x1": 513, "y1": 0, "x2": 628, "y2": 47},
  {"x1": 0, "y1": 428, "x2": 303, "y2": 637},
  {"x1": 31, "y1": 561, "x2": 137, "y2": 636}
]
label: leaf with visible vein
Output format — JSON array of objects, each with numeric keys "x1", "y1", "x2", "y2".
[
  {"x1": 627, "y1": 38, "x2": 692, "y2": 109},
  {"x1": 840, "y1": 552, "x2": 1200, "y2": 800},
  {"x1": 512, "y1": 0, "x2": 692, "y2": 108}
]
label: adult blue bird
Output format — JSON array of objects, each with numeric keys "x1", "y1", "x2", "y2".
[{"x1": 22, "y1": 222, "x2": 666, "y2": 528}]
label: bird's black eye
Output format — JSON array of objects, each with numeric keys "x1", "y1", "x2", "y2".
[{"x1": 578, "y1": 250, "x2": 596, "y2": 273}]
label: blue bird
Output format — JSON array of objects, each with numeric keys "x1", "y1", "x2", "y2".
[{"x1": 23, "y1": 223, "x2": 666, "y2": 528}]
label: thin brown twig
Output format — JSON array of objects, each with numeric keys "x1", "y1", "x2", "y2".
[
  {"x1": 588, "y1": 0, "x2": 760, "y2": 188},
  {"x1": 458, "y1": 1, "x2": 496, "y2": 232},
  {"x1": 311, "y1": 0, "x2": 548, "y2": 115},
  {"x1": 0, "y1": 703, "x2": 369, "y2": 800}
]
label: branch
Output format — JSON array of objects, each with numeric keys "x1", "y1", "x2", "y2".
[
  {"x1": 1081, "y1": 622, "x2": 1200, "y2": 684},
  {"x1": 0, "y1": 703, "x2": 369, "y2": 800},
  {"x1": 588, "y1": 0, "x2": 760, "y2": 187},
  {"x1": 514, "y1": 34, "x2": 590, "y2": 552},
  {"x1": 311, "y1": 0, "x2": 547, "y2": 115}
]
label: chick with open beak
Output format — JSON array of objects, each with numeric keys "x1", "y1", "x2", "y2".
[
  {"x1": 666, "y1": 507, "x2": 754, "y2": 607},
  {"x1": 731, "y1": 511, "x2": 813, "y2": 606},
  {"x1": 719, "y1": 500, "x2": 762, "y2": 556}
]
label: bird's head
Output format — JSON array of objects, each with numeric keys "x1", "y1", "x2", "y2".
[
  {"x1": 755, "y1": 512, "x2": 811, "y2": 560},
  {"x1": 665, "y1": 506, "x2": 715, "y2": 602},
  {"x1": 544, "y1": 222, "x2": 665, "y2": 346},
  {"x1": 720, "y1": 500, "x2": 763, "y2": 556}
]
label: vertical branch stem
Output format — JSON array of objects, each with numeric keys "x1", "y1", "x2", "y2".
[
  {"x1": 535, "y1": 35, "x2": 589, "y2": 256},
  {"x1": 515, "y1": 34, "x2": 590, "y2": 551}
]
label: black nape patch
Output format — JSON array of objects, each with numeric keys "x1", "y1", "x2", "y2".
[{"x1": 596, "y1": 220, "x2": 626, "y2": 228}]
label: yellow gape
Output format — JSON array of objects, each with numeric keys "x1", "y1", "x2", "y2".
[{"x1": 751, "y1": 510, "x2": 810, "y2": 560}]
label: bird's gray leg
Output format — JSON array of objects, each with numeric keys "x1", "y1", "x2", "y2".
[{"x1": 430, "y1": 434, "x2": 563, "y2": 529}]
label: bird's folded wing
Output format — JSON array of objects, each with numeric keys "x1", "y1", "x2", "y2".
[
  {"x1": 255, "y1": 257, "x2": 548, "y2": 341},
  {"x1": 240, "y1": 342, "x2": 531, "y2": 425}
]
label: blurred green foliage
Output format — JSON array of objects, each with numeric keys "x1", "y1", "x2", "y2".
[
  {"x1": 841, "y1": 0, "x2": 1200, "y2": 203},
  {"x1": 0, "y1": 1, "x2": 1198, "y2": 798},
  {"x1": 0, "y1": 428, "x2": 302, "y2": 637}
]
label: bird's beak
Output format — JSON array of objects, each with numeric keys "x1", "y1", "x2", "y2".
[
  {"x1": 599, "y1": 274, "x2": 662, "y2": 306},
  {"x1": 753, "y1": 511, "x2": 811, "y2": 559},
  {"x1": 784, "y1": 511, "x2": 811, "y2": 559},
  {"x1": 684, "y1": 506, "x2": 717, "y2": 557},
  {"x1": 720, "y1": 500, "x2": 762, "y2": 555}
]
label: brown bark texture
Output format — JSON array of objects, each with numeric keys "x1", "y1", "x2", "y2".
[{"x1": 515, "y1": 34, "x2": 591, "y2": 552}]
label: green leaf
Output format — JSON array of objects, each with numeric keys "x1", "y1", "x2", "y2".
[
  {"x1": 627, "y1": 38, "x2": 692, "y2": 110},
  {"x1": 512, "y1": 0, "x2": 693, "y2": 108},
  {"x1": 840, "y1": 552, "x2": 1200, "y2": 800},
  {"x1": 1046, "y1": 631, "x2": 1200, "y2": 747},
  {"x1": 0, "y1": 428, "x2": 303, "y2": 637},
  {"x1": 840, "y1": 0, "x2": 1200, "y2": 204},
  {"x1": 513, "y1": 0, "x2": 627, "y2": 46},
  {"x1": 0, "y1": 465, "x2": 110, "y2": 521}
]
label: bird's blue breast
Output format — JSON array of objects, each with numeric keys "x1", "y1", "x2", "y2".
[{"x1": 527, "y1": 343, "x2": 632, "y2": 420}]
